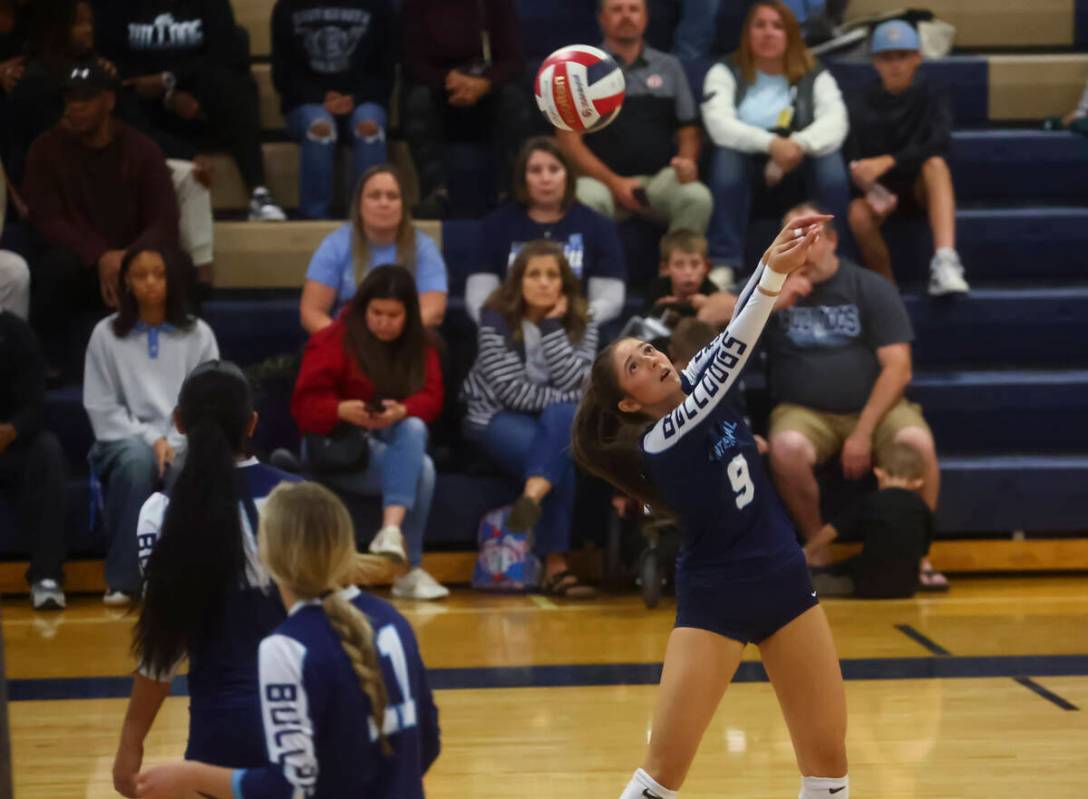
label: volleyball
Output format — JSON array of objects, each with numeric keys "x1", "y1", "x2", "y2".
[{"x1": 534, "y1": 45, "x2": 626, "y2": 133}]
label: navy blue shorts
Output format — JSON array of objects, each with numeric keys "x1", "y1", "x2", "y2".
[
  {"x1": 674, "y1": 549, "x2": 819, "y2": 644},
  {"x1": 186, "y1": 703, "x2": 267, "y2": 767}
]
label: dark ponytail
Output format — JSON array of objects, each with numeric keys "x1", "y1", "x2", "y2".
[
  {"x1": 133, "y1": 361, "x2": 254, "y2": 676},
  {"x1": 571, "y1": 342, "x2": 668, "y2": 514}
]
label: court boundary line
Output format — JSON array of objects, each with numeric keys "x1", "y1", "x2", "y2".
[
  {"x1": 8, "y1": 653, "x2": 1088, "y2": 701},
  {"x1": 894, "y1": 624, "x2": 1080, "y2": 710}
]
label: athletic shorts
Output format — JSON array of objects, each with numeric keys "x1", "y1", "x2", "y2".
[
  {"x1": 674, "y1": 548, "x2": 818, "y2": 644},
  {"x1": 769, "y1": 399, "x2": 931, "y2": 467},
  {"x1": 186, "y1": 704, "x2": 267, "y2": 767}
]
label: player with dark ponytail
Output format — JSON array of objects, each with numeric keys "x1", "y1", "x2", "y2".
[{"x1": 112, "y1": 361, "x2": 300, "y2": 796}]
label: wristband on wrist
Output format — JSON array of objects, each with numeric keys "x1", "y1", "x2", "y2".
[{"x1": 759, "y1": 266, "x2": 787, "y2": 294}]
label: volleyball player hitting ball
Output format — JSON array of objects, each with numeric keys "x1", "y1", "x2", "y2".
[{"x1": 572, "y1": 214, "x2": 850, "y2": 799}]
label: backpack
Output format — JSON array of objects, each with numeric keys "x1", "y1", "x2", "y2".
[{"x1": 471, "y1": 505, "x2": 541, "y2": 592}]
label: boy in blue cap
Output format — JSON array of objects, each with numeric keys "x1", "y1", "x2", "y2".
[{"x1": 844, "y1": 19, "x2": 969, "y2": 296}]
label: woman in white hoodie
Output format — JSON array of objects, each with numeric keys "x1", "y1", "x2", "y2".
[
  {"x1": 701, "y1": 0, "x2": 850, "y2": 275},
  {"x1": 83, "y1": 246, "x2": 218, "y2": 605}
]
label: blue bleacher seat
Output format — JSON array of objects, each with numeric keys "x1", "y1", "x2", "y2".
[
  {"x1": 951, "y1": 131, "x2": 1088, "y2": 204},
  {"x1": 936, "y1": 455, "x2": 1088, "y2": 532},
  {"x1": 909, "y1": 369, "x2": 1088, "y2": 453},
  {"x1": 905, "y1": 286, "x2": 1088, "y2": 367}
]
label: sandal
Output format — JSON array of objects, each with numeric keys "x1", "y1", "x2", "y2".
[
  {"x1": 918, "y1": 565, "x2": 950, "y2": 592},
  {"x1": 542, "y1": 570, "x2": 596, "y2": 598}
]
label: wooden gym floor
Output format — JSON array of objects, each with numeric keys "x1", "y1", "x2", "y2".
[{"x1": 4, "y1": 575, "x2": 1087, "y2": 798}]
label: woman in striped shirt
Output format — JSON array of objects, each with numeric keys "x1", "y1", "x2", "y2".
[{"x1": 461, "y1": 240, "x2": 598, "y2": 596}]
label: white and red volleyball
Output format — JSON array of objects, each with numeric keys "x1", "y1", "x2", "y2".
[{"x1": 534, "y1": 45, "x2": 626, "y2": 133}]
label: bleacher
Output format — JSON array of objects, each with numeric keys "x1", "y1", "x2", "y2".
[{"x1": 3, "y1": 0, "x2": 1088, "y2": 592}]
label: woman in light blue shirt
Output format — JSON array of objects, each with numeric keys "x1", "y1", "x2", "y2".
[{"x1": 299, "y1": 166, "x2": 448, "y2": 333}]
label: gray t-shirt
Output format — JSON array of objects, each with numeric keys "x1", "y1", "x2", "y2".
[{"x1": 767, "y1": 259, "x2": 913, "y2": 413}]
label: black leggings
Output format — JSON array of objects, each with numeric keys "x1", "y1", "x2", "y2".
[
  {"x1": 402, "y1": 81, "x2": 532, "y2": 197},
  {"x1": 137, "y1": 64, "x2": 266, "y2": 191},
  {"x1": 0, "y1": 431, "x2": 67, "y2": 584}
]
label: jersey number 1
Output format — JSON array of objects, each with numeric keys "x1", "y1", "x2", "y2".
[
  {"x1": 375, "y1": 626, "x2": 418, "y2": 738},
  {"x1": 727, "y1": 453, "x2": 755, "y2": 510}
]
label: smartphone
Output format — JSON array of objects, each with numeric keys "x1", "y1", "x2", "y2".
[
  {"x1": 632, "y1": 187, "x2": 650, "y2": 207},
  {"x1": 365, "y1": 397, "x2": 385, "y2": 414}
]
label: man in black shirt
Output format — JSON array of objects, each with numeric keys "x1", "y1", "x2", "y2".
[
  {"x1": 844, "y1": 20, "x2": 968, "y2": 295},
  {"x1": 766, "y1": 202, "x2": 944, "y2": 586},
  {"x1": 0, "y1": 311, "x2": 67, "y2": 609}
]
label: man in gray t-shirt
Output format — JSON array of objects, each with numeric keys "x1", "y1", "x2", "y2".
[{"x1": 766, "y1": 203, "x2": 945, "y2": 586}]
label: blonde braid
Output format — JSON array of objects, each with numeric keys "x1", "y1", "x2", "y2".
[{"x1": 321, "y1": 592, "x2": 393, "y2": 756}]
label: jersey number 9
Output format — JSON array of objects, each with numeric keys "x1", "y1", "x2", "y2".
[{"x1": 727, "y1": 453, "x2": 755, "y2": 510}]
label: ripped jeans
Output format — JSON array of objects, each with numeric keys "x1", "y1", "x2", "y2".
[{"x1": 285, "y1": 102, "x2": 389, "y2": 219}]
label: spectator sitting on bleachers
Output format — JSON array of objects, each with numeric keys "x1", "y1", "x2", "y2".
[
  {"x1": 21, "y1": 60, "x2": 182, "y2": 378},
  {"x1": 466, "y1": 136, "x2": 627, "y2": 325},
  {"x1": 803, "y1": 440, "x2": 936, "y2": 598},
  {"x1": 401, "y1": 0, "x2": 531, "y2": 219},
  {"x1": 461, "y1": 240, "x2": 599, "y2": 597},
  {"x1": 92, "y1": 0, "x2": 285, "y2": 221},
  {"x1": 83, "y1": 246, "x2": 219, "y2": 605},
  {"x1": 6, "y1": 1, "x2": 216, "y2": 293},
  {"x1": 300, "y1": 165, "x2": 448, "y2": 334},
  {"x1": 845, "y1": 20, "x2": 969, "y2": 296},
  {"x1": 291, "y1": 265, "x2": 450, "y2": 600},
  {"x1": 556, "y1": 0, "x2": 712, "y2": 238},
  {"x1": 643, "y1": 229, "x2": 737, "y2": 326},
  {"x1": 765, "y1": 202, "x2": 947, "y2": 590},
  {"x1": 701, "y1": 0, "x2": 850, "y2": 279},
  {"x1": 0, "y1": 310, "x2": 67, "y2": 610},
  {"x1": 272, "y1": 0, "x2": 396, "y2": 220},
  {"x1": 0, "y1": 158, "x2": 28, "y2": 318}
]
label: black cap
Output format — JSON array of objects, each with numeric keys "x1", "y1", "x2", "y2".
[{"x1": 62, "y1": 60, "x2": 115, "y2": 98}]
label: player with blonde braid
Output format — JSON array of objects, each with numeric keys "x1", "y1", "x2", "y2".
[{"x1": 135, "y1": 481, "x2": 441, "y2": 799}]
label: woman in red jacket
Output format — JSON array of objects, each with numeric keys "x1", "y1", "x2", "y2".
[{"x1": 292, "y1": 265, "x2": 448, "y2": 600}]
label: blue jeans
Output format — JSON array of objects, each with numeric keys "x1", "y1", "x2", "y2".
[
  {"x1": 465, "y1": 403, "x2": 577, "y2": 557},
  {"x1": 89, "y1": 437, "x2": 158, "y2": 593},
  {"x1": 673, "y1": 0, "x2": 721, "y2": 62},
  {"x1": 707, "y1": 146, "x2": 852, "y2": 264},
  {"x1": 321, "y1": 418, "x2": 434, "y2": 567},
  {"x1": 284, "y1": 102, "x2": 389, "y2": 219}
]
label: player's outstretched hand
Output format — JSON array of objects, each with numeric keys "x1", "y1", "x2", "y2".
[
  {"x1": 766, "y1": 221, "x2": 825, "y2": 275},
  {"x1": 763, "y1": 214, "x2": 832, "y2": 267}
]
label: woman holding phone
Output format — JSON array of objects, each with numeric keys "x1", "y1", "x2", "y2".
[{"x1": 292, "y1": 264, "x2": 449, "y2": 600}]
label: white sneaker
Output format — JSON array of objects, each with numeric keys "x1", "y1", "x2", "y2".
[
  {"x1": 103, "y1": 589, "x2": 134, "y2": 607},
  {"x1": 248, "y1": 187, "x2": 287, "y2": 221},
  {"x1": 31, "y1": 579, "x2": 66, "y2": 611},
  {"x1": 392, "y1": 568, "x2": 450, "y2": 600},
  {"x1": 368, "y1": 525, "x2": 407, "y2": 565},
  {"x1": 929, "y1": 249, "x2": 969, "y2": 296}
]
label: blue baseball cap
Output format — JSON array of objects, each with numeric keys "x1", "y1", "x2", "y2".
[{"x1": 870, "y1": 20, "x2": 920, "y2": 54}]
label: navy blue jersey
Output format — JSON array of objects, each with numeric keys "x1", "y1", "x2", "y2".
[
  {"x1": 641, "y1": 266, "x2": 801, "y2": 580},
  {"x1": 136, "y1": 459, "x2": 301, "y2": 765},
  {"x1": 236, "y1": 586, "x2": 439, "y2": 798}
]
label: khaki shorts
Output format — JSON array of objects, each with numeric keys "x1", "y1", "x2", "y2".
[{"x1": 769, "y1": 400, "x2": 931, "y2": 466}]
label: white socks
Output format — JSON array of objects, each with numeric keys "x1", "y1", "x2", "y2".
[
  {"x1": 799, "y1": 775, "x2": 849, "y2": 798},
  {"x1": 619, "y1": 768, "x2": 677, "y2": 799},
  {"x1": 619, "y1": 768, "x2": 846, "y2": 798}
]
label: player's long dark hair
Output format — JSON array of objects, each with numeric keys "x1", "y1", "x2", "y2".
[
  {"x1": 132, "y1": 362, "x2": 254, "y2": 677},
  {"x1": 571, "y1": 341, "x2": 667, "y2": 514}
]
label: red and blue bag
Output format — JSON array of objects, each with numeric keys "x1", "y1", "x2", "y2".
[{"x1": 471, "y1": 505, "x2": 541, "y2": 592}]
